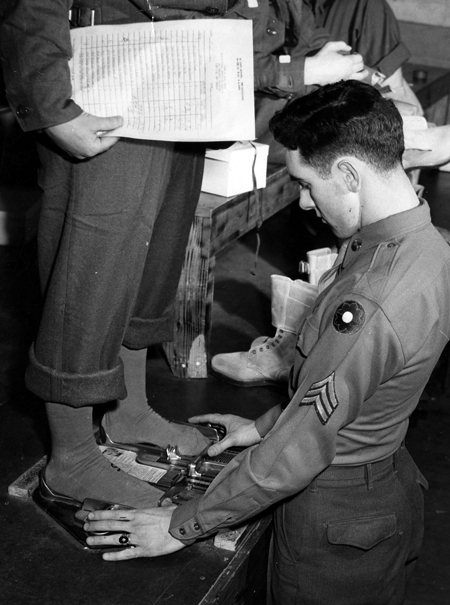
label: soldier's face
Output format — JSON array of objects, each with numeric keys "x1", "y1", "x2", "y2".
[{"x1": 286, "y1": 149, "x2": 362, "y2": 240}]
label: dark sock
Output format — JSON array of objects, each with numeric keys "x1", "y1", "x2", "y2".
[
  {"x1": 44, "y1": 402, "x2": 162, "y2": 508},
  {"x1": 103, "y1": 346, "x2": 210, "y2": 455}
]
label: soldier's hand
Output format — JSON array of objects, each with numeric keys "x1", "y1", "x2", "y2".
[
  {"x1": 83, "y1": 506, "x2": 185, "y2": 560},
  {"x1": 305, "y1": 41, "x2": 368, "y2": 86},
  {"x1": 188, "y1": 413, "x2": 262, "y2": 457},
  {"x1": 45, "y1": 111, "x2": 123, "y2": 159}
]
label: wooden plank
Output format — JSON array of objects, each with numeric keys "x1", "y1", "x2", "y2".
[
  {"x1": 8, "y1": 456, "x2": 47, "y2": 499},
  {"x1": 200, "y1": 516, "x2": 272, "y2": 605},
  {"x1": 163, "y1": 212, "x2": 215, "y2": 378}
]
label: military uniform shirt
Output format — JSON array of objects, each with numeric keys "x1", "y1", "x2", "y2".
[{"x1": 170, "y1": 200, "x2": 450, "y2": 543}]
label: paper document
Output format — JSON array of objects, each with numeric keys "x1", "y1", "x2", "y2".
[
  {"x1": 99, "y1": 445, "x2": 167, "y2": 483},
  {"x1": 69, "y1": 20, "x2": 255, "y2": 141}
]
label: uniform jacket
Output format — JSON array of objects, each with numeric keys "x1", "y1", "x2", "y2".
[
  {"x1": 169, "y1": 200, "x2": 450, "y2": 543},
  {"x1": 0, "y1": 0, "x2": 329, "y2": 132}
]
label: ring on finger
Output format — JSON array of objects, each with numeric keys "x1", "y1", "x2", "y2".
[{"x1": 119, "y1": 533, "x2": 130, "y2": 545}]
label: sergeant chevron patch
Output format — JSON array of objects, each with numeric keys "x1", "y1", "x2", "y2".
[{"x1": 300, "y1": 372, "x2": 338, "y2": 425}]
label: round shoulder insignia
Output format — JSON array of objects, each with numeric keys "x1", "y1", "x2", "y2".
[{"x1": 333, "y1": 300, "x2": 365, "y2": 335}]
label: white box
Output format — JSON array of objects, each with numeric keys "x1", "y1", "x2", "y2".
[{"x1": 201, "y1": 141, "x2": 269, "y2": 197}]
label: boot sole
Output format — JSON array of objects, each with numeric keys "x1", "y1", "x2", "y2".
[{"x1": 210, "y1": 368, "x2": 287, "y2": 389}]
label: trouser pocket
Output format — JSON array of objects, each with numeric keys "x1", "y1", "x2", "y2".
[{"x1": 327, "y1": 514, "x2": 397, "y2": 550}]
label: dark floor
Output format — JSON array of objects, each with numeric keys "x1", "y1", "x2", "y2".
[{"x1": 1, "y1": 169, "x2": 450, "y2": 604}]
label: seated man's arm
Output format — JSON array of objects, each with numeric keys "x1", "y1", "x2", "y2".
[{"x1": 85, "y1": 294, "x2": 404, "y2": 558}]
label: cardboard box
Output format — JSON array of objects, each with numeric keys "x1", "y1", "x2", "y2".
[{"x1": 201, "y1": 141, "x2": 269, "y2": 197}]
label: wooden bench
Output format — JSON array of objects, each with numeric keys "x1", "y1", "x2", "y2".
[{"x1": 163, "y1": 163, "x2": 299, "y2": 379}]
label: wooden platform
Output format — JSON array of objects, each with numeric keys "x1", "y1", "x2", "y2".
[
  {"x1": 163, "y1": 163, "x2": 299, "y2": 378},
  {"x1": 8, "y1": 456, "x2": 272, "y2": 605}
]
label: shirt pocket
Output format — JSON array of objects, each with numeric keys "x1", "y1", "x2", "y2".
[
  {"x1": 326, "y1": 514, "x2": 397, "y2": 551},
  {"x1": 296, "y1": 314, "x2": 319, "y2": 357}
]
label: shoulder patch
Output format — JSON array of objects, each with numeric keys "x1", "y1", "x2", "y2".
[
  {"x1": 300, "y1": 372, "x2": 338, "y2": 425},
  {"x1": 333, "y1": 300, "x2": 365, "y2": 335}
]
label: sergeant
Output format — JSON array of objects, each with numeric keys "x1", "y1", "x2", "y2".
[{"x1": 83, "y1": 80, "x2": 450, "y2": 605}]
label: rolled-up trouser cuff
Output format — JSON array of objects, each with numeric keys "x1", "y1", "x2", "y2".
[
  {"x1": 25, "y1": 345, "x2": 127, "y2": 407},
  {"x1": 123, "y1": 309, "x2": 175, "y2": 350}
]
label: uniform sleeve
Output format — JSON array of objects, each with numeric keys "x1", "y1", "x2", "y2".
[
  {"x1": 253, "y1": 0, "x2": 330, "y2": 97},
  {"x1": 254, "y1": 403, "x2": 283, "y2": 437},
  {"x1": 229, "y1": 0, "x2": 330, "y2": 98},
  {"x1": 0, "y1": 0, "x2": 83, "y2": 131},
  {"x1": 169, "y1": 292, "x2": 404, "y2": 543}
]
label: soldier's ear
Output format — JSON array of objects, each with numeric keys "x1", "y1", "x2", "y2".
[{"x1": 336, "y1": 159, "x2": 361, "y2": 193}]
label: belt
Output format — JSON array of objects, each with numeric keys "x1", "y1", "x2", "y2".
[
  {"x1": 317, "y1": 450, "x2": 400, "y2": 483},
  {"x1": 69, "y1": 7, "x2": 101, "y2": 27},
  {"x1": 69, "y1": 0, "x2": 240, "y2": 27}
]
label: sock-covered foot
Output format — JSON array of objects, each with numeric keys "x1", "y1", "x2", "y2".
[
  {"x1": 44, "y1": 444, "x2": 162, "y2": 508},
  {"x1": 107, "y1": 345, "x2": 211, "y2": 456},
  {"x1": 44, "y1": 401, "x2": 162, "y2": 508},
  {"x1": 103, "y1": 406, "x2": 211, "y2": 456}
]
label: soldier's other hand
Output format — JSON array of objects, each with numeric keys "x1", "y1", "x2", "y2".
[
  {"x1": 45, "y1": 111, "x2": 123, "y2": 159},
  {"x1": 305, "y1": 41, "x2": 368, "y2": 86},
  {"x1": 188, "y1": 413, "x2": 262, "y2": 457}
]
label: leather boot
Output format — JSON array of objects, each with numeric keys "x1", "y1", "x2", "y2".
[{"x1": 211, "y1": 275, "x2": 317, "y2": 387}]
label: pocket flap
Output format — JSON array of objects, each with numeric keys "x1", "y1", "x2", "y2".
[{"x1": 327, "y1": 514, "x2": 397, "y2": 551}]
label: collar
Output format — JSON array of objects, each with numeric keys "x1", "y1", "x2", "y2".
[{"x1": 341, "y1": 199, "x2": 431, "y2": 270}]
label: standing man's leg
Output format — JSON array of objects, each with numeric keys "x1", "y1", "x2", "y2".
[
  {"x1": 102, "y1": 142, "x2": 211, "y2": 451},
  {"x1": 28, "y1": 137, "x2": 208, "y2": 507}
]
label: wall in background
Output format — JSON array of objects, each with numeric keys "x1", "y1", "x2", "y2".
[
  {"x1": 387, "y1": 0, "x2": 450, "y2": 68},
  {"x1": 387, "y1": 0, "x2": 450, "y2": 27}
]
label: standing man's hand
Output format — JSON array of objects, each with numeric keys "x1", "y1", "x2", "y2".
[
  {"x1": 305, "y1": 41, "x2": 368, "y2": 86},
  {"x1": 45, "y1": 111, "x2": 124, "y2": 159},
  {"x1": 403, "y1": 124, "x2": 450, "y2": 170}
]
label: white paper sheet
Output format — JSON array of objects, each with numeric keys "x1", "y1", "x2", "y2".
[
  {"x1": 99, "y1": 445, "x2": 167, "y2": 483},
  {"x1": 69, "y1": 20, "x2": 255, "y2": 141}
]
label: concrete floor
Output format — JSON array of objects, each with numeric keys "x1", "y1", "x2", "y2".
[{"x1": 1, "y1": 169, "x2": 449, "y2": 604}]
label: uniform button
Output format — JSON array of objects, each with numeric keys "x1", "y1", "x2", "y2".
[
  {"x1": 16, "y1": 104, "x2": 31, "y2": 119},
  {"x1": 266, "y1": 28, "x2": 277, "y2": 35},
  {"x1": 206, "y1": 6, "x2": 220, "y2": 13},
  {"x1": 194, "y1": 523, "x2": 200, "y2": 530},
  {"x1": 179, "y1": 528, "x2": 186, "y2": 535},
  {"x1": 387, "y1": 242, "x2": 396, "y2": 248},
  {"x1": 351, "y1": 238, "x2": 362, "y2": 251}
]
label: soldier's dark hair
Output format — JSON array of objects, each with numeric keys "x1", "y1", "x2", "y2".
[{"x1": 269, "y1": 80, "x2": 404, "y2": 176}]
